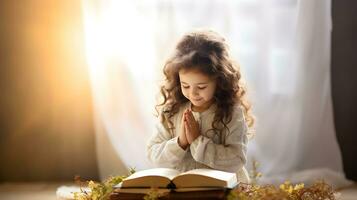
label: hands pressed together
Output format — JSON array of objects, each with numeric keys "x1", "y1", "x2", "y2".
[{"x1": 178, "y1": 109, "x2": 201, "y2": 150}]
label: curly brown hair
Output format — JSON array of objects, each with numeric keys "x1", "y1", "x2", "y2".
[{"x1": 156, "y1": 30, "x2": 255, "y2": 137}]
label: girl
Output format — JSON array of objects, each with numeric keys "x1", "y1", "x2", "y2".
[{"x1": 146, "y1": 30, "x2": 254, "y2": 183}]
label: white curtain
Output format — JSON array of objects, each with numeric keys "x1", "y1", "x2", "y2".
[
  {"x1": 248, "y1": 0, "x2": 350, "y2": 188},
  {"x1": 81, "y1": 0, "x2": 350, "y2": 187}
]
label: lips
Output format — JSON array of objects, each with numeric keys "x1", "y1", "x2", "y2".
[{"x1": 192, "y1": 98, "x2": 202, "y2": 101}]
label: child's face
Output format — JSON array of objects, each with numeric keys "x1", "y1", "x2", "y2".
[{"x1": 179, "y1": 68, "x2": 217, "y2": 109}]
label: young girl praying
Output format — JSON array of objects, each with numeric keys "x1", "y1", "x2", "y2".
[{"x1": 147, "y1": 30, "x2": 254, "y2": 183}]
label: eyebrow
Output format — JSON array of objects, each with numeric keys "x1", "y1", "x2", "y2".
[{"x1": 180, "y1": 81, "x2": 208, "y2": 85}]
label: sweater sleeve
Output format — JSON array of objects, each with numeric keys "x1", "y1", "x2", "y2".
[
  {"x1": 189, "y1": 106, "x2": 248, "y2": 172},
  {"x1": 146, "y1": 114, "x2": 187, "y2": 168}
]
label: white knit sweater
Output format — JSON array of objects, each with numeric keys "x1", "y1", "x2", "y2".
[{"x1": 146, "y1": 102, "x2": 250, "y2": 183}]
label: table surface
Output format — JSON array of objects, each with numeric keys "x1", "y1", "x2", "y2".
[{"x1": 0, "y1": 182, "x2": 355, "y2": 200}]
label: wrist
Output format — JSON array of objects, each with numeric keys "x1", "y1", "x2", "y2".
[
  {"x1": 187, "y1": 131, "x2": 200, "y2": 144},
  {"x1": 178, "y1": 136, "x2": 189, "y2": 150},
  {"x1": 190, "y1": 134, "x2": 200, "y2": 144}
]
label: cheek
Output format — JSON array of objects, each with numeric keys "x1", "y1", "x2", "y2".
[
  {"x1": 202, "y1": 88, "x2": 215, "y2": 99},
  {"x1": 181, "y1": 89, "x2": 189, "y2": 97}
]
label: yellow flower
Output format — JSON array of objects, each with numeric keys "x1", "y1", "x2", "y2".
[
  {"x1": 293, "y1": 183, "x2": 304, "y2": 191},
  {"x1": 279, "y1": 181, "x2": 294, "y2": 194}
]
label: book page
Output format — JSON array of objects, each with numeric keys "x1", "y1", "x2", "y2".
[
  {"x1": 118, "y1": 168, "x2": 180, "y2": 188},
  {"x1": 172, "y1": 169, "x2": 237, "y2": 188}
]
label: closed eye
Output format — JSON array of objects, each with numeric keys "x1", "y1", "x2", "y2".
[{"x1": 182, "y1": 85, "x2": 206, "y2": 90}]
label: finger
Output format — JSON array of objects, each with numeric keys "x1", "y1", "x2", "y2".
[
  {"x1": 184, "y1": 117, "x2": 190, "y2": 128},
  {"x1": 185, "y1": 110, "x2": 192, "y2": 119},
  {"x1": 187, "y1": 110, "x2": 195, "y2": 119},
  {"x1": 184, "y1": 120, "x2": 190, "y2": 134},
  {"x1": 184, "y1": 112, "x2": 190, "y2": 122},
  {"x1": 186, "y1": 112, "x2": 195, "y2": 124},
  {"x1": 186, "y1": 120, "x2": 195, "y2": 130},
  {"x1": 185, "y1": 108, "x2": 190, "y2": 114}
]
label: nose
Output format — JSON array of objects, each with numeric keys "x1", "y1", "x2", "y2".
[{"x1": 190, "y1": 88, "x2": 199, "y2": 97}]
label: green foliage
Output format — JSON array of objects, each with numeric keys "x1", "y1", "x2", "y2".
[
  {"x1": 227, "y1": 180, "x2": 337, "y2": 200},
  {"x1": 249, "y1": 158, "x2": 263, "y2": 185},
  {"x1": 143, "y1": 189, "x2": 165, "y2": 200},
  {"x1": 73, "y1": 163, "x2": 339, "y2": 200},
  {"x1": 73, "y1": 168, "x2": 135, "y2": 200}
]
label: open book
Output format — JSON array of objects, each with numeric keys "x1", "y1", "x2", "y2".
[{"x1": 113, "y1": 168, "x2": 238, "y2": 194}]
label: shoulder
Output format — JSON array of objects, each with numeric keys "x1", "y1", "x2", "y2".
[
  {"x1": 225, "y1": 104, "x2": 247, "y2": 129},
  {"x1": 225, "y1": 104, "x2": 248, "y2": 135},
  {"x1": 231, "y1": 104, "x2": 245, "y2": 121}
]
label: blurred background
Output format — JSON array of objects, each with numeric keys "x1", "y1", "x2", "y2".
[{"x1": 0, "y1": 0, "x2": 356, "y2": 190}]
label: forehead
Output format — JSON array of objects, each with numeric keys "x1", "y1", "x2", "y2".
[{"x1": 179, "y1": 69, "x2": 212, "y2": 84}]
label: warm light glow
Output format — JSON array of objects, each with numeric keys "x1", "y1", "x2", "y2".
[
  {"x1": 81, "y1": 0, "x2": 156, "y2": 84},
  {"x1": 81, "y1": 0, "x2": 157, "y2": 170}
]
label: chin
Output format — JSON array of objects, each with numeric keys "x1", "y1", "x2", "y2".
[{"x1": 191, "y1": 101, "x2": 205, "y2": 107}]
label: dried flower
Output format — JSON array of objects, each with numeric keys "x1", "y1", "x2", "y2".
[
  {"x1": 73, "y1": 164, "x2": 339, "y2": 200},
  {"x1": 73, "y1": 167, "x2": 135, "y2": 200},
  {"x1": 228, "y1": 180, "x2": 338, "y2": 200},
  {"x1": 143, "y1": 188, "x2": 166, "y2": 200}
]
